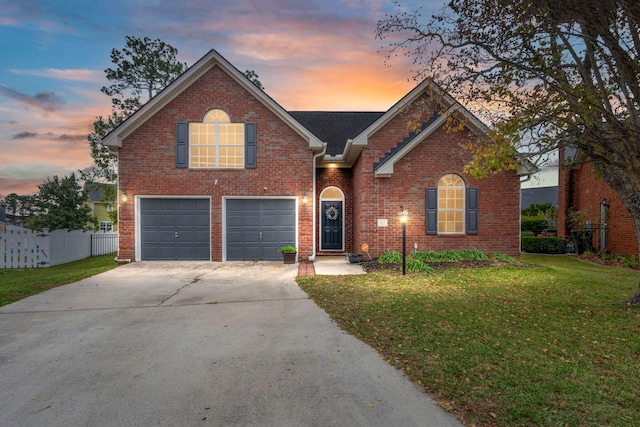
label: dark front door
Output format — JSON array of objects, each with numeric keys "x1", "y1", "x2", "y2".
[{"x1": 321, "y1": 201, "x2": 343, "y2": 250}]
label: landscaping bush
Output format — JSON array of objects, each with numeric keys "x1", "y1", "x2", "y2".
[
  {"x1": 601, "y1": 253, "x2": 639, "y2": 268},
  {"x1": 378, "y1": 251, "x2": 402, "y2": 264},
  {"x1": 412, "y1": 251, "x2": 440, "y2": 262},
  {"x1": 459, "y1": 249, "x2": 489, "y2": 260},
  {"x1": 521, "y1": 236, "x2": 567, "y2": 254},
  {"x1": 521, "y1": 216, "x2": 548, "y2": 234},
  {"x1": 406, "y1": 257, "x2": 434, "y2": 273},
  {"x1": 521, "y1": 231, "x2": 535, "y2": 237},
  {"x1": 492, "y1": 253, "x2": 518, "y2": 263}
]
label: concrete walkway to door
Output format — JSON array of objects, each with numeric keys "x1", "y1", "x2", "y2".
[{"x1": 0, "y1": 261, "x2": 462, "y2": 427}]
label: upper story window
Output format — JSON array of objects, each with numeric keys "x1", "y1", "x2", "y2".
[
  {"x1": 438, "y1": 174, "x2": 465, "y2": 234},
  {"x1": 189, "y1": 109, "x2": 244, "y2": 168}
]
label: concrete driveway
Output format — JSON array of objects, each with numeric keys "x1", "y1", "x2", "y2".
[{"x1": 0, "y1": 261, "x2": 462, "y2": 427}]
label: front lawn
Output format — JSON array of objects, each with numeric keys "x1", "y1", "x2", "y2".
[
  {"x1": 297, "y1": 254, "x2": 640, "y2": 426},
  {"x1": 0, "y1": 254, "x2": 120, "y2": 307}
]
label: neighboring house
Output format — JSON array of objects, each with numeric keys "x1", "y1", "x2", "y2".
[
  {"x1": 84, "y1": 183, "x2": 117, "y2": 232},
  {"x1": 520, "y1": 186, "x2": 558, "y2": 209},
  {"x1": 558, "y1": 147, "x2": 638, "y2": 255},
  {"x1": 102, "y1": 49, "x2": 524, "y2": 262}
]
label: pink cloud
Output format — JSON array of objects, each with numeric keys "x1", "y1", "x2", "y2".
[{"x1": 9, "y1": 68, "x2": 104, "y2": 83}]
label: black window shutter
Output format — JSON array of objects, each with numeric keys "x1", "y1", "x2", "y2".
[
  {"x1": 467, "y1": 188, "x2": 479, "y2": 234},
  {"x1": 426, "y1": 188, "x2": 437, "y2": 234},
  {"x1": 245, "y1": 122, "x2": 257, "y2": 168},
  {"x1": 176, "y1": 122, "x2": 188, "y2": 168}
]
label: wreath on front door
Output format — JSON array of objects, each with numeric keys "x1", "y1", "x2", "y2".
[{"x1": 325, "y1": 206, "x2": 339, "y2": 221}]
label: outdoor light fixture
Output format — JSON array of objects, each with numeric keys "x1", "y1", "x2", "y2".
[
  {"x1": 121, "y1": 192, "x2": 128, "y2": 203},
  {"x1": 302, "y1": 192, "x2": 308, "y2": 204},
  {"x1": 399, "y1": 209, "x2": 408, "y2": 224},
  {"x1": 399, "y1": 208, "x2": 408, "y2": 275}
]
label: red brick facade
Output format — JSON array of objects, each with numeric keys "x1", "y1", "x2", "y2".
[
  {"x1": 558, "y1": 151, "x2": 638, "y2": 255},
  {"x1": 347, "y1": 100, "x2": 520, "y2": 258},
  {"x1": 117, "y1": 65, "x2": 315, "y2": 261},
  {"x1": 107, "y1": 50, "x2": 522, "y2": 261}
]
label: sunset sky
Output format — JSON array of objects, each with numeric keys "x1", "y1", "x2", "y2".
[{"x1": 0, "y1": 0, "x2": 554, "y2": 197}]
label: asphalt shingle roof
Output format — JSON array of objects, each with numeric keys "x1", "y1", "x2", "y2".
[{"x1": 289, "y1": 111, "x2": 384, "y2": 156}]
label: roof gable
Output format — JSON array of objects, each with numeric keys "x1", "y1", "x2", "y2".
[
  {"x1": 352, "y1": 79, "x2": 490, "y2": 147},
  {"x1": 318, "y1": 79, "x2": 491, "y2": 169},
  {"x1": 101, "y1": 49, "x2": 323, "y2": 150}
]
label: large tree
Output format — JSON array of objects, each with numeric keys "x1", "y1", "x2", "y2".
[
  {"x1": 102, "y1": 36, "x2": 186, "y2": 100},
  {"x1": 0, "y1": 193, "x2": 36, "y2": 226},
  {"x1": 377, "y1": 0, "x2": 640, "y2": 248},
  {"x1": 87, "y1": 36, "x2": 186, "y2": 182},
  {"x1": 31, "y1": 173, "x2": 94, "y2": 232}
]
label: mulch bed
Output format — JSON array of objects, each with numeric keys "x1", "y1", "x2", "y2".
[
  {"x1": 575, "y1": 253, "x2": 640, "y2": 270},
  {"x1": 360, "y1": 258, "x2": 518, "y2": 273},
  {"x1": 361, "y1": 254, "x2": 640, "y2": 273}
]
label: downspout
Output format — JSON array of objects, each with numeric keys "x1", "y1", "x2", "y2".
[{"x1": 310, "y1": 144, "x2": 327, "y2": 261}]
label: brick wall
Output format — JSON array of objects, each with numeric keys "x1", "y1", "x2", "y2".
[
  {"x1": 118, "y1": 65, "x2": 315, "y2": 261},
  {"x1": 352, "y1": 97, "x2": 521, "y2": 257},
  {"x1": 558, "y1": 152, "x2": 638, "y2": 255}
]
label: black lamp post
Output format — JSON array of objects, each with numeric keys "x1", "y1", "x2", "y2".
[{"x1": 399, "y1": 208, "x2": 408, "y2": 275}]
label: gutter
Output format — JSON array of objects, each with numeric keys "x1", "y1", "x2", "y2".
[{"x1": 309, "y1": 144, "x2": 327, "y2": 261}]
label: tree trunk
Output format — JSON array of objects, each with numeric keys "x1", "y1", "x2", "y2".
[{"x1": 614, "y1": 282, "x2": 640, "y2": 305}]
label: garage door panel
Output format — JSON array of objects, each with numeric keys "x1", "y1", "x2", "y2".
[
  {"x1": 244, "y1": 230, "x2": 261, "y2": 243},
  {"x1": 261, "y1": 229, "x2": 278, "y2": 241},
  {"x1": 226, "y1": 199, "x2": 295, "y2": 261},
  {"x1": 279, "y1": 213, "x2": 295, "y2": 223},
  {"x1": 261, "y1": 213, "x2": 279, "y2": 226},
  {"x1": 259, "y1": 199, "x2": 278, "y2": 209},
  {"x1": 226, "y1": 215, "x2": 244, "y2": 227},
  {"x1": 177, "y1": 231, "x2": 209, "y2": 243},
  {"x1": 244, "y1": 214, "x2": 260, "y2": 225},
  {"x1": 279, "y1": 229, "x2": 295, "y2": 241}
]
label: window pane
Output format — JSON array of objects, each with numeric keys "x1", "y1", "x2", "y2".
[
  {"x1": 203, "y1": 109, "x2": 230, "y2": 123},
  {"x1": 219, "y1": 123, "x2": 244, "y2": 146},
  {"x1": 437, "y1": 174, "x2": 465, "y2": 234},
  {"x1": 218, "y1": 146, "x2": 243, "y2": 168},
  {"x1": 190, "y1": 119, "x2": 243, "y2": 168}
]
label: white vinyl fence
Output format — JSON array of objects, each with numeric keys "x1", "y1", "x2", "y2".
[{"x1": 0, "y1": 225, "x2": 118, "y2": 268}]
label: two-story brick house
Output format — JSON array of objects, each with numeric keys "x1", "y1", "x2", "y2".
[{"x1": 103, "y1": 49, "x2": 523, "y2": 262}]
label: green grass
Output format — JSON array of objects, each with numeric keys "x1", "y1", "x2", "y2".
[
  {"x1": 0, "y1": 254, "x2": 120, "y2": 307},
  {"x1": 297, "y1": 254, "x2": 640, "y2": 427}
]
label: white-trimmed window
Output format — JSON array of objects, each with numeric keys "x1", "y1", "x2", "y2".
[
  {"x1": 438, "y1": 174, "x2": 465, "y2": 234},
  {"x1": 190, "y1": 109, "x2": 244, "y2": 168},
  {"x1": 99, "y1": 221, "x2": 113, "y2": 232}
]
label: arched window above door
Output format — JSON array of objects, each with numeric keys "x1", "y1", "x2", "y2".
[{"x1": 320, "y1": 186, "x2": 344, "y2": 200}]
